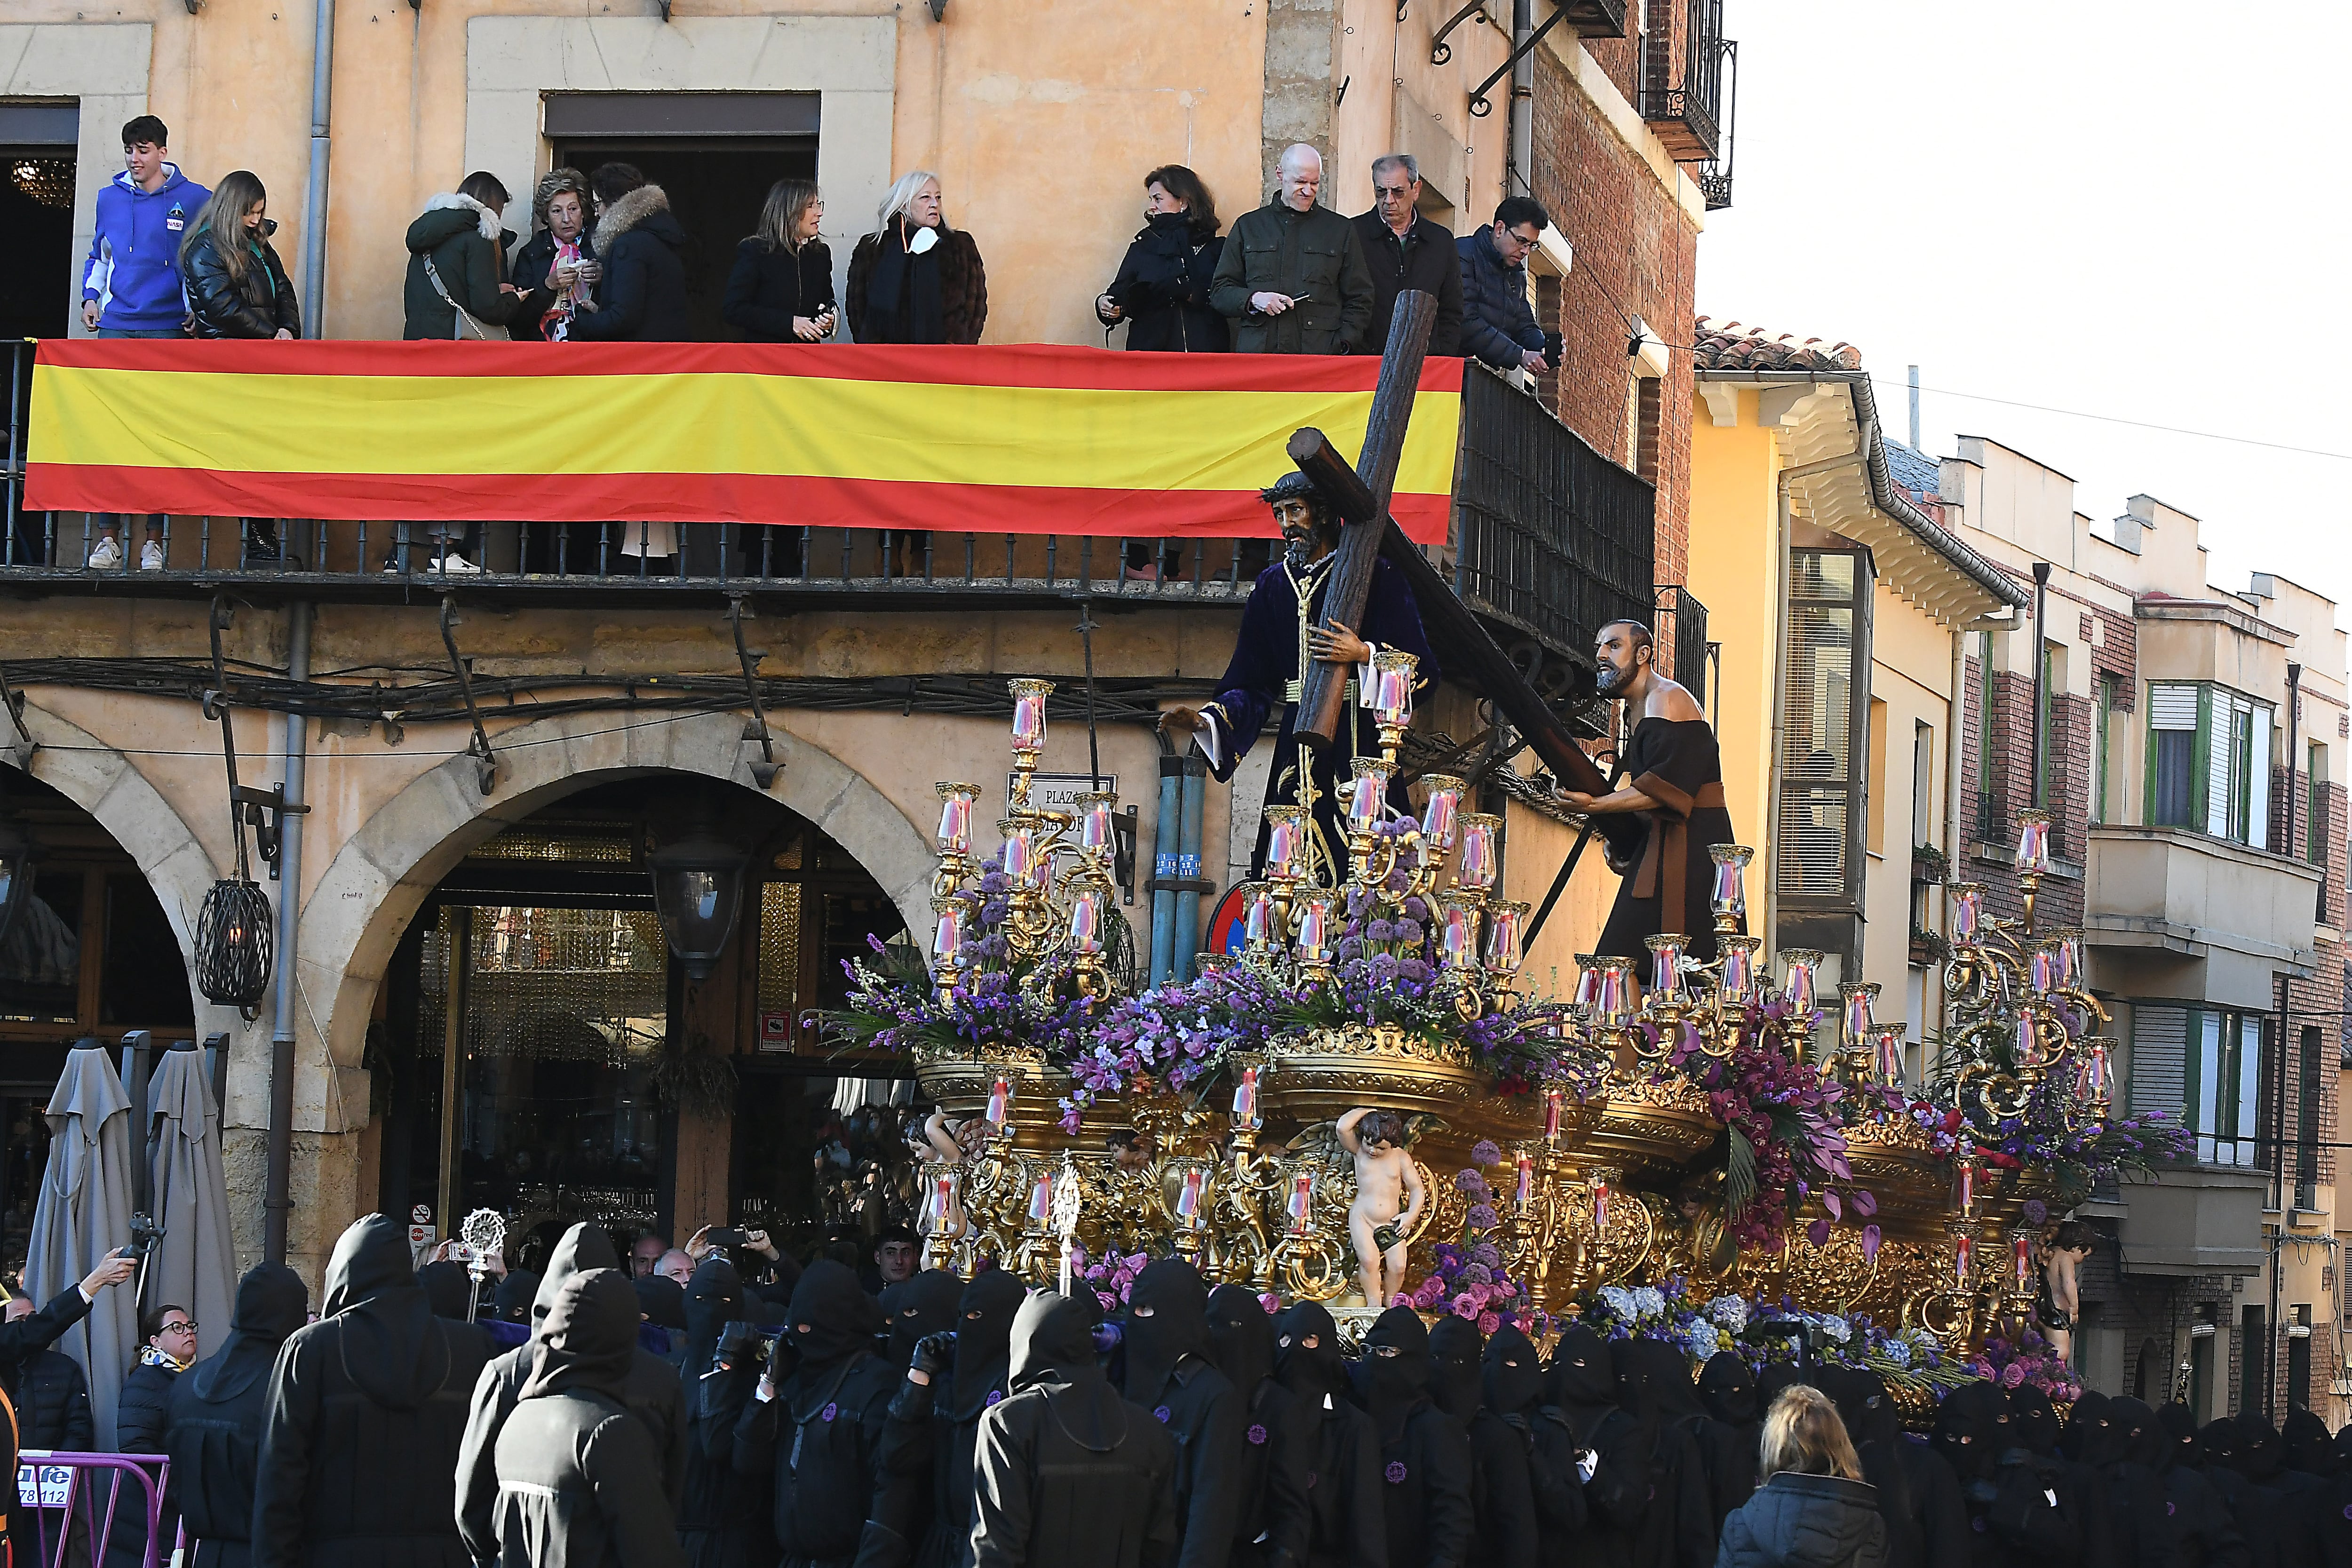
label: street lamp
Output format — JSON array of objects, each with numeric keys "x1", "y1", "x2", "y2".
[{"x1": 646, "y1": 814, "x2": 749, "y2": 980}]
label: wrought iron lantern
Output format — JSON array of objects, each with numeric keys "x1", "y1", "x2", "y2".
[
  {"x1": 647, "y1": 816, "x2": 749, "y2": 980},
  {"x1": 194, "y1": 876, "x2": 274, "y2": 1012}
]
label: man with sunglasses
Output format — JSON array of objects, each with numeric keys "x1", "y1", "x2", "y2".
[
  {"x1": 1351, "y1": 153, "x2": 1463, "y2": 358},
  {"x1": 1458, "y1": 196, "x2": 1563, "y2": 380}
]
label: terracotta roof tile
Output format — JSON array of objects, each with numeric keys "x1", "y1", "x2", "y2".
[{"x1": 1692, "y1": 316, "x2": 1865, "y2": 372}]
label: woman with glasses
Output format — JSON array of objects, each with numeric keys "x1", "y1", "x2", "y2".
[{"x1": 108, "y1": 1304, "x2": 196, "y2": 1567}]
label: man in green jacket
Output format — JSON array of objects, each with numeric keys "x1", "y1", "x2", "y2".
[{"x1": 1210, "y1": 143, "x2": 1375, "y2": 355}]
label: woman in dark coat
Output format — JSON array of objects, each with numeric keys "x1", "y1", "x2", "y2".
[
  {"x1": 108, "y1": 1303, "x2": 191, "y2": 1568},
  {"x1": 1094, "y1": 165, "x2": 1228, "y2": 352},
  {"x1": 166, "y1": 1264, "x2": 309, "y2": 1568},
  {"x1": 1273, "y1": 1302, "x2": 1385, "y2": 1568},
  {"x1": 510, "y1": 167, "x2": 598, "y2": 343},
  {"x1": 178, "y1": 168, "x2": 301, "y2": 565},
  {"x1": 1716, "y1": 1384, "x2": 1885, "y2": 1568},
  {"x1": 570, "y1": 182, "x2": 693, "y2": 344},
  {"x1": 252, "y1": 1214, "x2": 492, "y2": 1568},
  {"x1": 723, "y1": 179, "x2": 837, "y2": 343},
  {"x1": 402, "y1": 171, "x2": 538, "y2": 340},
  {"x1": 493, "y1": 1268, "x2": 684, "y2": 1568},
  {"x1": 845, "y1": 171, "x2": 986, "y2": 345}
]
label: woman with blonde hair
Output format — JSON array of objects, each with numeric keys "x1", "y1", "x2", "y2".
[
  {"x1": 1714, "y1": 1383, "x2": 1887, "y2": 1568},
  {"x1": 844, "y1": 169, "x2": 986, "y2": 343},
  {"x1": 723, "y1": 176, "x2": 837, "y2": 342}
]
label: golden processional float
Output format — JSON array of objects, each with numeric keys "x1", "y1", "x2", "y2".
[{"x1": 830, "y1": 672, "x2": 2184, "y2": 1407}]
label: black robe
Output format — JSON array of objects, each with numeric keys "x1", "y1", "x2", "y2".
[
  {"x1": 1205, "y1": 1284, "x2": 1311, "y2": 1568},
  {"x1": 914, "y1": 1269, "x2": 1026, "y2": 1568},
  {"x1": 677, "y1": 1259, "x2": 776, "y2": 1568},
  {"x1": 252, "y1": 1214, "x2": 493, "y2": 1568},
  {"x1": 1272, "y1": 1304, "x2": 1386, "y2": 1568},
  {"x1": 1693, "y1": 1352, "x2": 1760, "y2": 1535},
  {"x1": 972, "y1": 1289, "x2": 1180, "y2": 1568},
  {"x1": 860, "y1": 1271, "x2": 960, "y2": 1568},
  {"x1": 1121, "y1": 1259, "x2": 1246, "y2": 1568},
  {"x1": 492, "y1": 1269, "x2": 684, "y2": 1568},
  {"x1": 1432, "y1": 1319, "x2": 1536, "y2": 1568},
  {"x1": 1199, "y1": 552, "x2": 1435, "y2": 885},
  {"x1": 1491, "y1": 1327, "x2": 1583, "y2": 1568},
  {"x1": 166, "y1": 1264, "x2": 309, "y2": 1568},
  {"x1": 1352, "y1": 1307, "x2": 1474, "y2": 1568},
  {"x1": 1823, "y1": 1367, "x2": 1923, "y2": 1568},
  {"x1": 733, "y1": 1262, "x2": 897, "y2": 1568},
  {"x1": 458, "y1": 1225, "x2": 690, "y2": 1567},
  {"x1": 1593, "y1": 716, "x2": 1740, "y2": 981}
]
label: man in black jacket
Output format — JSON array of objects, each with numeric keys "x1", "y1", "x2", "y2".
[
  {"x1": 734, "y1": 1260, "x2": 896, "y2": 1568},
  {"x1": 1455, "y1": 197, "x2": 1557, "y2": 377},
  {"x1": 1208, "y1": 144, "x2": 1375, "y2": 355},
  {"x1": 973, "y1": 1287, "x2": 1178, "y2": 1568},
  {"x1": 5, "y1": 1295, "x2": 94, "y2": 1450},
  {"x1": 2, "y1": 1251, "x2": 135, "y2": 1554},
  {"x1": 1349, "y1": 155, "x2": 1463, "y2": 358},
  {"x1": 492, "y1": 1268, "x2": 683, "y2": 1568},
  {"x1": 166, "y1": 1263, "x2": 309, "y2": 1568},
  {"x1": 459, "y1": 1223, "x2": 689, "y2": 1567},
  {"x1": 1120, "y1": 1259, "x2": 1245, "y2": 1568},
  {"x1": 253, "y1": 1215, "x2": 492, "y2": 1568}
]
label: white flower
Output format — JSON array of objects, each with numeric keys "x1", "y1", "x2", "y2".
[
  {"x1": 1631, "y1": 1287, "x2": 1666, "y2": 1320},
  {"x1": 1812, "y1": 1313, "x2": 1851, "y2": 1345},
  {"x1": 1685, "y1": 1323, "x2": 1723, "y2": 1358},
  {"x1": 1599, "y1": 1286, "x2": 1637, "y2": 1321},
  {"x1": 1706, "y1": 1295, "x2": 1749, "y2": 1331}
]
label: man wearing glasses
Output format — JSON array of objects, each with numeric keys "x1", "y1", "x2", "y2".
[
  {"x1": 1351, "y1": 154, "x2": 1464, "y2": 358},
  {"x1": 1457, "y1": 196, "x2": 1563, "y2": 380}
]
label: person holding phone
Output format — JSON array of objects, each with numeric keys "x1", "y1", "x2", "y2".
[
  {"x1": 723, "y1": 179, "x2": 838, "y2": 344},
  {"x1": 510, "y1": 168, "x2": 599, "y2": 343},
  {"x1": 1208, "y1": 143, "x2": 1374, "y2": 355}
]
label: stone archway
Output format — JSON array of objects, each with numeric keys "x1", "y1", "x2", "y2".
[
  {"x1": 297, "y1": 708, "x2": 935, "y2": 1136},
  {"x1": 1, "y1": 699, "x2": 243, "y2": 1048}
]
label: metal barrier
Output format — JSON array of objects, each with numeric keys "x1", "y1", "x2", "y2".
[{"x1": 14, "y1": 1452, "x2": 173, "y2": 1568}]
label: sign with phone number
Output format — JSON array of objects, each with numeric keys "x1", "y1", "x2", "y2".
[{"x1": 17, "y1": 1463, "x2": 72, "y2": 1507}]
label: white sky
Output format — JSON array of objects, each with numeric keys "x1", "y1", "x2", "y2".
[{"x1": 1696, "y1": 1, "x2": 2352, "y2": 627}]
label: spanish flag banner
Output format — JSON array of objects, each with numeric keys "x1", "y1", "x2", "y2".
[{"x1": 27, "y1": 341, "x2": 1464, "y2": 542}]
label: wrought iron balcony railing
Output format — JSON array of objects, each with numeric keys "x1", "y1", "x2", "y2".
[{"x1": 1642, "y1": 0, "x2": 1734, "y2": 167}]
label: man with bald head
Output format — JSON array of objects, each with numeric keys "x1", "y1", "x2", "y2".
[{"x1": 1211, "y1": 143, "x2": 1374, "y2": 354}]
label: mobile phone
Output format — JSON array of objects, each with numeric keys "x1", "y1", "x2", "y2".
[{"x1": 706, "y1": 1227, "x2": 752, "y2": 1249}]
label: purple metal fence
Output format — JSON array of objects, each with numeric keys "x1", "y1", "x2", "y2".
[{"x1": 13, "y1": 1452, "x2": 174, "y2": 1568}]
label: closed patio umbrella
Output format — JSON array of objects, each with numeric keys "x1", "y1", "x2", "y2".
[
  {"x1": 144, "y1": 1046, "x2": 236, "y2": 1363},
  {"x1": 24, "y1": 1044, "x2": 137, "y2": 1448}
]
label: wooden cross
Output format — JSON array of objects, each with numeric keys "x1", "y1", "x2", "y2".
[{"x1": 1286, "y1": 294, "x2": 1608, "y2": 797}]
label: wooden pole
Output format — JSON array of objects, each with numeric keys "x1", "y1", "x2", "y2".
[{"x1": 1291, "y1": 288, "x2": 1439, "y2": 749}]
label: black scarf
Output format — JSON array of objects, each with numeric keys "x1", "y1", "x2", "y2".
[
  {"x1": 1361, "y1": 1305, "x2": 1432, "y2": 1443},
  {"x1": 865, "y1": 220, "x2": 946, "y2": 345},
  {"x1": 522, "y1": 1268, "x2": 637, "y2": 1401},
  {"x1": 1122, "y1": 1258, "x2": 1210, "y2": 1404},
  {"x1": 1544, "y1": 1326, "x2": 1619, "y2": 1446},
  {"x1": 188, "y1": 1262, "x2": 307, "y2": 1404},
  {"x1": 952, "y1": 1266, "x2": 1028, "y2": 1422},
  {"x1": 1426, "y1": 1315, "x2": 1483, "y2": 1424},
  {"x1": 1275, "y1": 1301, "x2": 1349, "y2": 1406}
]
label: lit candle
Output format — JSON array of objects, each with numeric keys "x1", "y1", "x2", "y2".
[
  {"x1": 1295, "y1": 893, "x2": 1332, "y2": 958},
  {"x1": 1955, "y1": 1155, "x2": 1976, "y2": 1216},
  {"x1": 1000, "y1": 821, "x2": 1036, "y2": 885},
  {"x1": 1591, "y1": 1177, "x2": 1611, "y2": 1236},
  {"x1": 1030, "y1": 1173, "x2": 1054, "y2": 1226},
  {"x1": 2014, "y1": 1011, "x2": 2042, "y2": 1067},
  {"x1": 1265, "y1": 808, "x2": 1307, "y2": 881},
  {"x1": 1374, "y1": 649, "x2": 1418, "y2": 727},
  {"x1": 1009, "y1": 679, "x2": 1053, "y2": 750},
  {"x1": 1544, "y1": 1087, "x2": 1565, "y2": 1145},
  {"x1": 1709, "y1": 844, "x2": 1753, "y2": 921},
  {"x1": 2030, "y1": 945, "x2": 2058, "y2": 994},
  {"x1": 1781, "y1": 950, "x2": 1823, "y2": 1015},
  {"x1": 1232, "y1": 1066, "x2": 1259, "y2": 1125},
  {"x1": 2014, "y1": 809, "x2": 2052, "y2": 874},
  {"x1": 1841, "y1": 982, "x2": 1876, "y2": 1048},
  {"x1": 1420, "y1": 776, "x2": 1464, "y2": 852},
  {"x1": 1486, "y1": 900, "x2": 1527, "y2": 976},
  {"x1": 1949, "y1": 883, "x2": 1983, "y2": 945},
  {"x1": 2058, "y1": 930, "x2": 2084, "y2": 987},
  {"x1": 1516, "y1": 1154, "x2": 1535, "y2": 1206},
  {"x1": 930, "y1": 1173, "x2": 954, "y2": 1232},
  {"x1": 931, "y1": 898, "x2": 965, "y2": 967},
  {"x1": 1438, "y1": 896, "x2": 1479, "y2": 970},
  {"x1": 1177, "y1": 1167, "x2": 1205, "y2": 1227},
  {"x1": 987, "y1": 1076, "x2": 1011, "y2": 1125},
  {"x1": 1720, "y1": 936, "x2": 1761, "y2": 1003},
  {"x1": 2081, "y1": 1038, "x2": 2113, "y2": 1100},
  {"x1": 1574, "y1": 955, "x2": 1601, "y2": 1010},
  {"x1": 1349, "y1": 757, "x2": 1391, "y2": 827},
  {"x1": 1288, "y1": 1173, "x2": 1313, "y2": 1234},
  {"x1": 1458, "y1": 814, "x2": 1501, "y2": 892},
  {"x1": 1955, "y1": 1234, "x2": 1973, "y2": 1288},
  {"x1": 2014, "y1": 1234, "x2": 2032, "y2": 1289},
  {"x1": 1646, "y1": 934, "x2": 1686, "y2": 997},
  {"x1": 936, "y1": 783, "x2": 979, "y2": 853},
  {"x1": 1078, "y1": 793, "x2": 1117, "y2": 854},
  {"x1": 1244, "y1": 886, "x2": 1277, "y2": 949},
  {"x1": 1068, "y1": 889, "x2": 1104, "y2": 955},
  {"x1": 1871, "y1": 1024, "x2": 1906, "y2": 1088},
  {"x1": 1594, "y1": 956, "x2": 1634, "y2": 1025}
]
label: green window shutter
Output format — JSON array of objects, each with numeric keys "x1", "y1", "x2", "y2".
[{"x1": 2192, "y1": 685, "x2": 2213, "y2": 832}]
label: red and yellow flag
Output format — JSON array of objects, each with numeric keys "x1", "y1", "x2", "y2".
[{"x1": 27, "y1": 341, "x2": 1463, "y2": 541}]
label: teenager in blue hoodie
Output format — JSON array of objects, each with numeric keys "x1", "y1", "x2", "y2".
[{"x1": 79, "y1": 115, "x2": 208, "y2": 571}]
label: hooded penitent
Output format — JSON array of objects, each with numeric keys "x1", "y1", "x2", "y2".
[
  {"x1": 188, "y1": 1262, "x2": 308, "y2": 1405},
  {"x1": 1361, "y1": 1304, "x2": 1433, "y2": 1442},
  {"x1": 1544, "y1": 1326, "x2": 1619, "y2": 1445},
  {"x1": 533, "y1": 1224, "x2": 623, "y2": 1333},
  {"x1": 1635, "y1": 1338, "x2": 1705, "y2": 1426},
  {"x1": 2078, "y1": 1396, "x2": 2142, "y2": 1469},
  {"x1": 2070, "y1": 1392, "x2": 2126, "y2": 1468},
  {"x1": 1275, "y1": 1301, "x2": 1348, "y2": 1405},
  {"x1": 2158, "y1": 1402, "x2": 2201, "y2": 1468},
  {"x1": 881, "y1": 1267, "x2": 963, "y2": 1368},
  {"x1": 2234, "y1": 1411, "x2": 2285, "y2": 1482},
  {"x1": 682, "y1": 1256, "x2": 744, "y2": 1381},
  {"x1": 2283, "y1": 1407, "x2": 2336, "y2": 1476},
  {"x1": 521, "y1": 1269, "x2": 638, "y2": 1401},
  {"x1": 635, "y1": 1275, "x2": 688, "y2": 1334},
  {"x1": 1205, "y1": 1283, "x2": 1277, "y2": 1398},
  {"x1": 494, "y1": 1271, "x2": 540, "y2": 1324},
  {"x1": 1482, "y1": 1325, "x2": 1542, "y2": 1421},
  {"x1": 1010, "y1": 1287, "x2": 1123, "y2": 1442},
  {"x1": 323, "y1": 1212, "x2": 452, "y2": 1411},
  {"x1": 417, "y1": 1261, "x2": 472, "y2": 1321},
  {"x1": 2197, "y1": 1417, "x2": 2241, "y2": 1472},
  {"x1": 2058, "y1": 1389, "x2": 2107, "y2": 1462},
  {"x1": 784, "y1": 1258, "x2": 880, "y2": 1371},
  {"x1": 1698, "y1": 1350, "x2": 1759, "y2": 1428},
  {"x1": 953, "y1": 1266, "x2": 1028, "y2": 1422},
  {"x1": 168, "y1": 1262, "x2": 310, "y2": 1568},
  {"x1": 1930, "y1": 1381, "x2": 2009, "y2": 1482},
  {"x1": 1120, "y1": 1258, "x2": 1211, "y2": 1403},
  {"x1": 1607, "y1": 1338, "x2": 1656, "y2": 1424},
  {"x1": 1426, "y1": 1315, "x2": 1484, "y2": 1425},
  {"x1": 2114, "y1": 1397, "x2": 2168, "y2": 1471}
]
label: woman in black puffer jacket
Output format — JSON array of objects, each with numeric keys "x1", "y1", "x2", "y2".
[
  {"x1": 179, "y1": 170, "x2": 301, "y2": 565},
  {"x1": 723, "y1": 178, "x2": 836, "y2": 343},
  {"x1": 107, "y1": 1304, "x2": 194, "y2": 1568},
  {"x1": 1094, "y1": 165, "x2": 1227, "y2": 353}
]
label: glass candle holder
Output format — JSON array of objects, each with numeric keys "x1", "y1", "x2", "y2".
[
  {"x1": 1589, "y1": 1173, "x2": 1612, "y2": 1236},
  {"x1": 1709, "y1": 844, "x2": 1754, "y2": 922},
  {"x1": 999, "y1": 820, "x2": 1037, "y2": 887},
  {"x1": 1288, "y1": 1173, "x2": 1313, "y2": 1235},
  {"x1": 925, "y1": 1171, "x2": 956, "y2": 1236},
  {"x1": 1574, "y1": 955, "x2": 1602, "y2": 1010},
  {"x1": 1294, "y1": 892, "x2": 1333, "y2": 959},
  {"x1": 987, "y1": 1075, "x2": 1012, "y2": 1125},
  {"x1": 1265, "y1": 807, "x2": 1308, "y2": 882},
  {"x1": 1953, "y1": 1151, "x2": 1978, "y2": 1217},
  {"x1": 1458, "y1": 814, "x2": 1501, "y2": 892},
  {"x1": 1954, "y1": 1233, "x2": 1973, "y2": 1289},
  {"x1": 1592, "y1": 955, "x2": 1635, "y2": 1025},
  {"x1": 1438, "y1": 894, "x2": 1480, "y2": 971},
  {"x1": 1243, "y1": 884, "x2": 1278, "y2": 950},
  {"x1": 1068, "y1": 888, "x2": 1104, "y2": 955},
  {"x1": 1870, "y1": 1023, "x2": 1907, "y2": 1088},
  {"x1": 1515, "y1": 1154, "x2": 1535, "y2": 1206},
  {"x1": 1231, "y1": 1066, "x2": 1260, "y2": 1126},
  {"x1": 2013, "y1": 1011, "x2": 2043, "y2": 1068},
  {"x1": 1009, "y1": 678, "x2": 1054, "y2": 751},
  {"x1": 1029, "y1": 1173, "x2": 1054, "y2": 1226},
  {"x1": 1543, "y1": 1087, "x2": 1564, "y2": 1145},
  {"x1": 1077, "y1": 792, "x2": 1118, "y2": 855},
  {"x1": 1485, "y1": 900, "x2": 1527, "y2": 976},
  {"x1": 937, "y1": 783, "x2": 980, "y2": 854},
  {"x1": 1840, "y1": 982, "x2": 1878, "y2": 1048},
  {"x1": 1176, "y1": 1167, "x2": 1206, "y2": 1228},
  {"x1": 2054, "y1": 928, "x2": 2084, "y2": 988},
  {"x1": 1348, "y1": 757, "x2": 1391, "y2": 828},
  {"x1": 1948, "y1": 883, "x2": 1984, "y2": 946},
  {"x1": 1374, "y1": 648, "x2": 1418, "y2": 728},
  {"x1": 931, "y1": 897, "x2": 966, "y2": 968},
  {"x1": 1780, "y1": 949, "x2": 1824, "y2": 1016},
  {"x1": 1646, "y1": 934, "x2": 1686, "y2": 998},
  {"x1": 1419, "y1": 775, "x2": 1464, "y2": 853},
  {"x1": 2014, "y1": 809, "x2": 2052, "y2": 874},
  {"x1": 2078, "y1": 1036, "x2": 2115, "y2": 1102},
  {"x1": 1719, "y1": 935, "x2": 1762, "y2": 1003}
]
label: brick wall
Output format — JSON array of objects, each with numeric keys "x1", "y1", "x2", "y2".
[{"x1": 1529, "y1": 42, "x2": 1697, "y2": 590}]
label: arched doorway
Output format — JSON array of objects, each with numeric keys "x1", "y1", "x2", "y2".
[
  {"x1": 0, "y1": 769, "x2": 197, "y2": 1273},
  {"x1": 368, "y1": 773, "x2": 915, "y2": 1281}
]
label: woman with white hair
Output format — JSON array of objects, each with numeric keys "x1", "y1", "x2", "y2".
[{"x1": 844, "y1": 170, "x2": 986, "y2": 344}]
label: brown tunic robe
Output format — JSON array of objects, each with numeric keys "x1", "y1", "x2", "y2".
[{"x1": 1593, "y1": 716, "x2": 1740, "y2": 985}]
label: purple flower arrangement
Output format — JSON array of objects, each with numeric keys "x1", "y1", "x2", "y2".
[
  {"x1": 1967, "y1": 1316, "x2": 2082, "y2": 1403},
  {"x1": 1406, "y1": 1148, "x2": 1550, "y2": 1336}
]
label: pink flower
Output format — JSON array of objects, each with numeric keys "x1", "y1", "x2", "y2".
[
  {"x1": 2000, "y1": 1363, "x2": 2027, "y2": 1388},
  {"x1": 1390, "y1": 1291, "x2": 1417, "y2": 1308},
  {"x1": 1478, "y1": 1312, "x2": 1502, "y2": 1335},
  {"x1": 1259, "y1": 1292, "x2": 1281, "y2": 1315}
]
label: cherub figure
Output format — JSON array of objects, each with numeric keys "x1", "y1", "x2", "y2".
[
  {"x1": 2036, "y1": 1218, "x2": 2096, "y2": 1364},
  {"x1": 916, "y1": 1109, "x2": 994, "y2": 1165},
  {"x1": 1336, "y1": 1107, "x2": 1425, "y2": 1307},
  {"x1": 1104, "y1": 1129, "x2": 1158, "y2": 1176}
]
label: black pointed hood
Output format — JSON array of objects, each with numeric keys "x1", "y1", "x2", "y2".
[
  {"x1": 2282, "y1": 1407, "x2": 2335, "y2": 1477},
  {"x1": 495, "y1": 1270, "x2": 540, "y2": 1323},
  {"x1": 1636, "y1": 1338, "x2": 1703, "y2": 1423},
  {"x1": 2071, "y1": 1390, "x2": 2129, "y2": 1466},
  {"x1": 2102, "y1": 1396, "x2": 2160, "y2": 1470},
  {"x1": 1275, "y1": 1301, "x2": 1348, "y2": 1404},
  {"x1": 1009, "y1": 1288, "x2": 1129, "y2": 1455},
  {"x1": 320, "y1": 1214, "x2": 451, "y2": 1412},
  {"x1": 683, "y1": 1256, "x2": 742, "y2": 1378},
  {"x1": 189, "y1": 1262, "x2": 307, "y2": 1405},
  {"x1": 1698, "y1": 1350, "x2": 1759, "y2": 1428},
  {"x1": 1482, "y1": 1324, "x2": 1542, "y2": 1420},
  {"x1": 952, "y1": 1266, "x2": 1028, "y2": 1422},
  {"x1": 1427, "y1": 1315, "x2": 1483, "y2": 1423},
  {"x1": 1121, "y1": 1258, "x2": 1210, "y2": 1403},
  {"x1": 1835, "y1": 1367, "x2": 1900, "y2": 1451},
  {"x1": 532, "y1": 1223, "x2": 622, "y2": 1337},
  {"x1": 786, "y1": 1258, "x2": 882, "y2": 1371},
  {"x1": 2197, "y1": 1417, "x2": 2241, "y2": 1472},
  {"x1": 1206, "y1": 1283, "x2": 1276, "y2": 1402},
  {"x1": 881, "y1": 1268, "x2": 963, "y2": 1368},
  {"x1": 1607, "y1": 1338, "x2": 1655, "y2": 1422},
  {"x1": 1361, "y1": 1304, "x2": 1432, "y2": 1442},
  {"x1": 2157, "y1": 1401, "x2": 2199, "y2": 1469},
  {"x1": 2008, "y1": 1384, "x2": 2059, "y2": 1457},
  {"x1": 417, "y1": 1260, "x2": 472, "y2": 1321},
  {"x1": 2234, "y1": 1411, "x2": 2284, "y2": 1481},
  {"x1": 522, "y1": 1268, "x2": 638, "y2": 1401},
  {"x1": 1544, "y1": 1325, "x2": 1618, "y2": 1444},
  {"x1": 1930, "y1": 1381, "x2": 2009, "y2": 1482}
]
